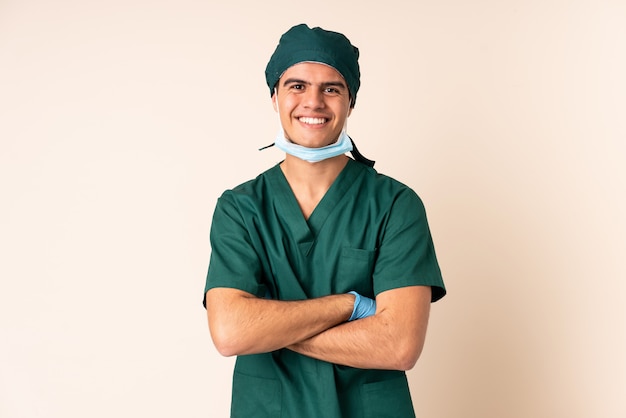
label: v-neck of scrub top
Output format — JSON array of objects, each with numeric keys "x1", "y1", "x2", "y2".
[{"x1": 267, "y1": 159, "x2": 364, "y2": 255}]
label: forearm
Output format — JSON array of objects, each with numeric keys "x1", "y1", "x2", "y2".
[
  {"x1": 206, "y1": 288, "x2": 354, "y2": 356},
  {"x1": 289, "y1": 286, "x2": 432, "y2": 370},
  {"x1": 288, "y1": 314, "x2": 420, "y2": 370}
]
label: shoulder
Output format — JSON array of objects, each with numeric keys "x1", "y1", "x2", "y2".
[
  {"x1": 218, "y1": 164, "x2": 281, "y2": 204},
  {"x1": 210, "y1": 165, "x2": 282, "y2": 231},
  {"x1": 350, "y1": 160, "x2": 424, "y2": 210}
]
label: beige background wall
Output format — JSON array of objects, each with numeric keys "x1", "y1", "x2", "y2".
[{"x1": 1, "y1": 1, "x2": 624, "y2": 417}]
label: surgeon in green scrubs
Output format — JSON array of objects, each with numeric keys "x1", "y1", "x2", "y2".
[{"x1": 204, "y1": 24, "x2": 446, "y2": 418}]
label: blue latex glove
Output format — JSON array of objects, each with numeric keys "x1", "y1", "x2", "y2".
[{"x1": 348, "y1": 291, "x2": 376, "y2": 321}]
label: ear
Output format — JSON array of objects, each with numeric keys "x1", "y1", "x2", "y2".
[
  {"x1": 271, "y1": 92, "x2": 278, "y2": 112},
  {"x1": 347, "y1": 107, "x2": 353, "y2": 117}
]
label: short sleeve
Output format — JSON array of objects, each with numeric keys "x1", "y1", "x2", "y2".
[
  {"x1": 203, "y1": 192, "x2": 265, "y2": 307},
  {"x1": 372, "y1": 188, "x2": 446, "y2": 302}
]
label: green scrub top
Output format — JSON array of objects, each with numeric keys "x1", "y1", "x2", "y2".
[{"x1": 205, "y1": 159, "x2": 445, "y2": 418}]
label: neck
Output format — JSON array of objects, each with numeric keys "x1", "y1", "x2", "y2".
[{"x1": 281, "y1": 154, "x2": 349, "y2": 186}]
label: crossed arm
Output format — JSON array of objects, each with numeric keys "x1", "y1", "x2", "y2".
[{"x1": 205, "y1": 285, "x2": 431, "y2": 371}]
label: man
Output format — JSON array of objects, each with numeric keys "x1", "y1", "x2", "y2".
[{"x1": 204, "y1": 24, "x2": 446, "y2": 418}]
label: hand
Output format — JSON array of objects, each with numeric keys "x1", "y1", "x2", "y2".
[{"x1": 348, "y1": 291, "x2": 376, "y2": 321}]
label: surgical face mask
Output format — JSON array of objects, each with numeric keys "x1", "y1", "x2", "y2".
[
  {"x1": 272, "y1": 88, "x2": 353, "y2": 163},
  {"x1": 274, "y1": 127, "x2": 353, "y2": 163}
]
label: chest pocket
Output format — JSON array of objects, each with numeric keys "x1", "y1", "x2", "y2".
[{"x1": 336, "y1": 247, "x2": 377, "y2": 296}]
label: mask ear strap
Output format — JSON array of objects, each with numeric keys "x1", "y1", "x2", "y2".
[
  {"x1": 349, "y1": 136, "x2": 375, "y2": 168},
  {"x1": 259, "y1": 88, "x2": 281, "y2": 151},
  {"x1": 345, "y1": 98, "x2": 374, "y2": 167}
]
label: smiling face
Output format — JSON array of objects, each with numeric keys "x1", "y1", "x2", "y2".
[{"x1": 272, "y1": 62, "x2": 352, "y2": 149}]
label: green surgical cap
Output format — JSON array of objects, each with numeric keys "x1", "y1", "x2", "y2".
[{"x1": 265, "y1": 24, "x2": 361, "y2": 107}]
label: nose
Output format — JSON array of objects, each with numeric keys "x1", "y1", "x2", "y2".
[{"x1": 302, "y1": 88, "x2": 325, "y2": 109}]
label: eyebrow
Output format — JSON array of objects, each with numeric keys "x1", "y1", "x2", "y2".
[{"x1": 281, "y1": 78, "x2": 347, "y2": 89}]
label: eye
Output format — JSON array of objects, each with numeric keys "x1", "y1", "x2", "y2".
[{"x1": 290, "y1": 84, "x2": 305, "y2": 91}]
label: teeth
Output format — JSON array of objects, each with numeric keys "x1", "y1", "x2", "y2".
[{"x1": 299, "y1": 117, "x2": 326, "y2": 125}]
